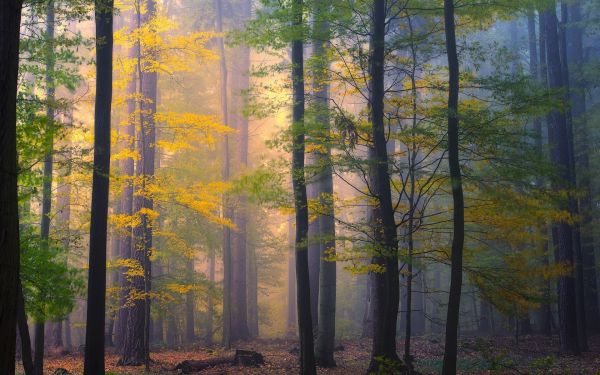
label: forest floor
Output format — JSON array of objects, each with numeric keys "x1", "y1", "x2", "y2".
[{"x1": 19, "y1": 334, "x2": 600, "y2": 374}]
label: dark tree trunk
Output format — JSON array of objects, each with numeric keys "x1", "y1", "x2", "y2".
[
  {"x1": 121, "y1": 0, "x2": 156, "y2": 367},
  {"x1": 231, "y1": 0, "x2": 251, "y2": 338},
  {"x1": 367, "y1": 1, "x2": 402, "y2": 372},
  {"x1": 0, "y1": 1, "x2": 22, "y2": 374},
  {"x1": 565, "y1": 0, "x2": 600, "y2": 336},
  {"x1": 287, "y1": 219, "x2": 297, "y2": 334},
  {"x1": 558, "y1": 3, "x2": 588, "y2": 351},
  {"x1": 542, "y1": 4, "x2": 580, "y2": 355},
  {"x1": 312, "y1": 2, "x2": 336, "y2": 367},
  {"x1": 361, "y1": 272, "x2": 375, "y2": 338},
  {"x1": 529, "y1": 8, "x2": 553, "y2": 337},
  {"x1": 166, "y1": 308, "x2": 178, "y2": 348},
  {"x1": 185, "y1": 258, "x2": 195, "y2": 344},
  {"x1": 214, "y1": 0, "x2": 234, "y2": 348},
  {"x1": 206, "y1": 248, "x2": 215, "y2": 345},
  {"x1": 442, "y1": 0, "x2": 466, "y2": 373},
  {"x1": 291, "y1": 1, "x2": 316, "y2": 373},
  {"x1": 115, "y1": 31, "x2": 137, "y2": 351},
  {"x1": 18, "y1": 282, "x2": 35, "y2": 375},
  {"x1": 35, "y1": 4, "x2": 56, "y2": 372},
  {"x1": 83, "y1": 0, "x2": 113, "y2": 373},
  {"x1": 307, "y1": 182, "x2": 320, "y2": 332}
]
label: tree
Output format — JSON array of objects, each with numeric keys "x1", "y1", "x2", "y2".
[
  {"x1": 0, "y1": 0, "x2": 23, "y2": 373},
  {"x1": 441, "y1": 0, "x2": 465, "y2": 373},
  {"x1": 214, "y1": 0, "x2": 234, "y2": 348},
  {"x1": 542, "y1": 2, "x2": 580, "y2": 355},
  {"x1": 366, "y1": 0, "x2": 402, "y2": 372},
  {"x1": 291, "y1": 0, "x2": 316, "y2": 373},
  {"x1": 83, "y1": 0, "x2": 114, "y2": 372},
  {"x1": 311, "y1": 1, "x2": 336, "y2": 368}
]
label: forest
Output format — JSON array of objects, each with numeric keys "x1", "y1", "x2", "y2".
[{"x1": 2, "y1": 0, "x2": 600, "y2": 374}]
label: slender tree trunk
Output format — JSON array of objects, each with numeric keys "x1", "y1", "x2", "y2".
[
  {"x1": 542, "y1": 4, "x2": 580, "y2": 355},
  {"x1": 35, "y1": 4, "x2": 56, "y2": 372},
  {"x1": 206, "y1": 249, "x2": 215, "y2": 345},
  {"x1": 442, "y1": 0, "x2": 466, "y2": 373},
  {"x1": 367, "y1": 1, "x2": 402, "y2": 372},
  {"x1": 18, "y1": 282, "x2": 35, "y2": 375},
  {"x1": 0, "y1": 1, "x2": 22, "y2": 373},
  {"x1": 312, "y1": 3, "x2": 336, "y2": 367},
  {"x1": 121, "y1": 0, "x2": 156, "y2": 367},
  {"x1": 214, "y1": 0, "x2": 233, "y2": 348},
  {"x1": 247, "y1": 244, "x2": 259, "y2": 337},
  {"x1": 185, "y1": 258, "x2": 195, "y2": 344},
  {"x1": 287, "y1": 219, "x2": 297, "y2": 334},
  {"x1": 529, "y1": 8, "x2": 553, "y2": 337},
  {"x1": 83, "y1": 0, "x2": 113, "y2": 373},
  {"x1": 115, "y1": 29, "x2": 137, "y2": 351},
  {"x1": 291, "y1": 1, "x2": 316, "y2": 373},
  {"x1": 565, "y1": 0, "x2": 600, "y2": 336},
  {"x1": 558, "y1": 3, "x2": 588, "y2": 351},
  {"x1": 307, "y1": 182, "x2": 320, "y2": 332},
  {"x1": 231, "y1": 0, "x2": 252, "y2": 341}
]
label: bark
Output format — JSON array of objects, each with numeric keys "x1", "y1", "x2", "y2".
[
  {"x1": 366, "y1": 1, "x2": 402, "y2": 373},
  {"x1": 115, "y1": 29, "x2": 137, "y2": 351},
  {"x1": 18, "y1": 282, "x2": 35, "y2": 375},
  {"x1": 185, "y1": 258, "x2": 195, "y2": 344},
  {"x1": 307, "y1": 182, "x2": 320, "y2": 331},
  {"x1": 565, "y1": 0, "x2": 600, "y2": 335},
  {"x1": 206, "y1": 249, "x2": 215, "y2": 345},
  {"x1": 529, "y1": 9, "x2": 553, "y2": 337},
  {"x1": 312, "y1": 3, "x2": 336, "y2": 367},
  {"x1": 0, "y1": 1, "x2": 22, "y2": 373},
  {"x1": 247, "y1": 244, "x2": 259, "y2": 338},
  {"x1": 83, "y1": 0, "x2": 113, "y2": 373},
  {"x1": 120, "y1": 0, "x2": 157, "y2": 367},
  {"x1": 214, "y1": 0, "x2": 233, "y2": 348},
  {"x1": 291, "y1": 1, "x2": 316, "y2": 373},
  {"x1": 442, "y1": 0, "x2": 466, "y2": 373},
  {"x1": 174, "y1": 350, "x2": 264, "y2": 374},
  {"x1": 542, "y1": 4, "x2": 580, "y2": 355},
  {"x1": 287, "y1": 219, "x2": 297, "y2": 334},
  {"x1": 35, "y1": 4, "x2": 56, "y2": 372}
]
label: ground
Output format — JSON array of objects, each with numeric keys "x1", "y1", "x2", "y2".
[{"x1": 17, "y1": 335, "x2": 600, "y2": 374}]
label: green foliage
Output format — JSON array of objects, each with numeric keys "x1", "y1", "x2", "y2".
[{"x1": 20, "y1": 226, "x2": 84, "y2": 323}]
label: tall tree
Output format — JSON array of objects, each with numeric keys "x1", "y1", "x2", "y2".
[
  {"x1": 83, "y1": 0, "x2": 114, "y2": 372},
  {"x1": 214, "y1": 0, "x2": 233, "y2": 348},
  {"x1": 115, "y1": 26, "x2": 138, "y2": 350},
  {"x1": 367, "y1": 0, "x2": 402, "y2": 372},
  {"x1": 312, "y1": 1, "x2": 336, "y2": 367},
  {"x1": 542, "y1": 3, "x2": 580, "y2": 355},
  {"x1": 291, "y1": 0, "x2": 316, "y2": 373},
  {"x1": 34, "y1": 2, "x2": 56, "y2": 373},
  {"x1": 121, "y1": 0, "x2": 157, "y2": 366},
  {"x1": 566, "y1": 0, "x2": 600, "y2": 335},
  {"x1": 441, "y1": 0, "x2": 465, "y2": 373},
  {"x1": 232, "y1": 0, "x2": 251, "y2": 341}
]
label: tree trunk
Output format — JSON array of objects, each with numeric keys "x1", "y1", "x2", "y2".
[
  {"x1": 307, "y1": 181, "x2": 320, "y2": 332},
  {"x1": 214, "y1": 0, "x2": 234, "y2": 348},
  {"x1": 18, "y1": 282, "x2": 35, "y2": 375},
  {"x1": 291, "y1": 1, "x2": 316, "y2": 373},
  {"x1": 185, "y1": 258, "x2": 195, "y2": 344},
  {"x1": 367, "y1": 1, "x2": 402, "y2": 372},
  {"x1": 206, "y1": 249, "x2": 215, "y2": 345},
  {"x1": 231, "y1": 0, "x2": 251, "y2": 339},
  {"x1": 247, "y1": 244, "x2": 259, "y2": 338},
  {"x1": 0, "y1": 0, "x2": 22, "y2": 373},
  {"x1": 35, "y1": 4, "x2": 56, "y2": 372},
  {"x1": 442, "y1": 0, "x2": 466, "y2": 373},
  {"x1": 565, "y1": 0, "x2": 600, "y2": 336},
  {"x1": 542, "y1": 4, "x2": 580, "y2": 355},
  {"x1": 312, "y1": 2, "x2": 336, "y2": 367},
  {"x1": 287, "y1": 219, "x2": 297, "y2": 334},
  {"x1": 115, "y1": 27, "x2": 137, "y2": 351},
  {"x1": 83, "y1": 0, "x2": 113, "y2": 373}
]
